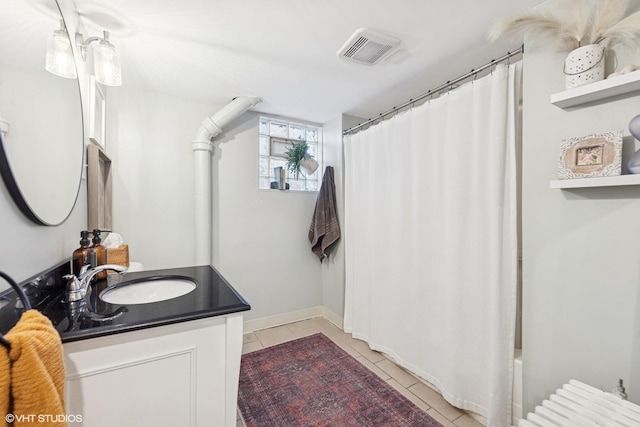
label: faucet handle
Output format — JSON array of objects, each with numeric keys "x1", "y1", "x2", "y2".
[
  {"x1": 62, "y1": 274, "x2": 85, "y2": 302},
  {"x1": 63, "y1": 274, "x2": 81, "y2": 292},
  {"x1": 64, "y1": 264, "x2": 89, "y2": 283}
]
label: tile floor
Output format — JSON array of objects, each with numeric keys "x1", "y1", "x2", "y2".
[{"x1": 237, "y1": 317, "x2": 484, "y2": 427}]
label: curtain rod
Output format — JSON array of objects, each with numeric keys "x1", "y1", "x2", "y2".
[{"x1": 342, "y1": 45, "x2": 524, "y2": 136}]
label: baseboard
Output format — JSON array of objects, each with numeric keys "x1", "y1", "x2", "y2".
[
  {"x1": 243, "y1": 306, "x2": 344, "y2": 333},
  {"x1": 243, "y1": 306, "x2": 323, "y2": 333},
  {"x1": 321, "y1": 306, "x2": 343, "y2": 329},
  {"x1": 512, "y1": 404, "x2": 522, "y2": 426}
]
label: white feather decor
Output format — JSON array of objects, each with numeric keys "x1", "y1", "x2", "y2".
[
  {"x1": 594, "y1": 10, "x2": 640, "y2": 45},
  {"x1": 489, "y1": 0, "x2": 640, "y2": 52},
  {"x1": 488, "y1": 12, "x2": 581, "y2": 51},
  {"x1": 589, "y1": 0, "x2": 632, "y2": 43}
]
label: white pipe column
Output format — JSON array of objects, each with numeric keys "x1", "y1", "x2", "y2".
[
  {"x1": 192, "y1": 96, "x2": 262, "y2": 266},
  {"x1": 192, "y1": 140, "x2": 214, "y2": 266}
]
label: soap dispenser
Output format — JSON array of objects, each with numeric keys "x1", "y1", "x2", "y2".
[
  {"x1": 91, "y1": 229, "x2": 108, "y2": 279},
  {"x1": 72, "y1": 231, "x2": 91, "y2": 276}
]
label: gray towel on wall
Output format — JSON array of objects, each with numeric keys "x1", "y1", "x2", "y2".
[{"x1": 309, "y1": 166, "x2": 340, "y2": 261}]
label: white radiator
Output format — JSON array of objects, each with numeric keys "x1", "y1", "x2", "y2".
[{"x1": 519, "y1": 380, "x2": 640, "y2": 427}]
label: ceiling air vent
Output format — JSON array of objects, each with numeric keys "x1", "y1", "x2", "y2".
[{"x1": 337, "y1": 28, "x2": 401, "y2": 66}]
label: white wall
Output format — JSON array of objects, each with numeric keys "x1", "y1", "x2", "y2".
[
  {"x1": 319, "y1": 115, "x2": 344, "y2": 318},
  {"x1": 106, "y1": 88, "x2": 213, "y2": 269},
  {"x1": 320, "y1": 114, "x2": 362, "y2": 318},
  {"x1": 522, "y1": 48, "x2": 640, "y2": 412},
  {"x1": 0, "y1": 178, "x2": 86, "y2": 286},
  {"x1": 211, "y1": 113, "x2": 323, "y2": 320},
  {"x1": 107, "y1": 95, "x2": 326, "y2": 321}
]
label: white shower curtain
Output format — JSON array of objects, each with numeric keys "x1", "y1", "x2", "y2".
[{"x1": 344, "y1": 62, "x2": 521, "y2": 427}]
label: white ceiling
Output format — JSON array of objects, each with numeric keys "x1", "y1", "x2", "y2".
[{"x1": 27, "y1": 0, "x2": 547, "y2": 124}]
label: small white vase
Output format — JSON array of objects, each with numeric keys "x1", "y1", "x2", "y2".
[
  {"x1": 564, "y1": 44, "x2": 605, "y2": 89},
  {"x1": 627, "y1": 150, "x2": 640, "y2": 174},
  {"x1": 628, "y1": 114, "x2": 640, "y2": 174},
  {"x1": 630, "y1": 114, "x2": 640, "y2": 140}
]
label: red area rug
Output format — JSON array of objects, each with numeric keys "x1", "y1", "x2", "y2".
[{"x1": 238, "y1": 333, "x2": 443, "y2": 426}]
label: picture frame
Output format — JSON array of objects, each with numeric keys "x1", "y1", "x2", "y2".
[
  {"x1": 87, "y1": 144, "x2": 112, "y2": 231},
  {"x1": 89, "y1": 76, "x2": 106, "y2": 149},
  {"x1": 558, "y1": 130, "x2": 622, "y2": 179},
  {"x1": 270, "y1": 137, "x2": 293, "y2": 158}
]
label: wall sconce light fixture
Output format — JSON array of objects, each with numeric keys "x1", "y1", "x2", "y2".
[
  {"x1": 45, "y1": 20, "x2": 77, "y2": 79},
  {"x1": 77, "y1": 30, "x2": 122, "y2": 87}
]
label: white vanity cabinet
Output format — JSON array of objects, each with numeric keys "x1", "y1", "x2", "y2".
[{"x1": 62, "y1": 313, "x2": 244, "y2": 427}]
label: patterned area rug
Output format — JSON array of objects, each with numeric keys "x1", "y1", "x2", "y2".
[{"x1": 238, "y1": 333, "x2": 442, "y2": 426}]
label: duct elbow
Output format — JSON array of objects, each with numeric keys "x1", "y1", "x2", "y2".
[
  {"x1": 210, "y1": 96, "x2": 262, "y2": 131},
  {"x1": 193, "y1": 96, "x2": 262, "y2": 145},
  {"x1": 195, "y1": 116, "x2": 223, "y2": 142}
]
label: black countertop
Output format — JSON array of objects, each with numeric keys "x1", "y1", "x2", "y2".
[{"x1": 0, "y1": 264, "x2": 250, "y2": 343}]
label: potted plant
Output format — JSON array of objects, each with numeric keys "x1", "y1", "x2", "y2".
[
  {"x1": 284, "y1": 141, "x2": 319, "y2": 179},
  {"x1": 489, "y1": 0, "x2": 640, "y2": 88}
]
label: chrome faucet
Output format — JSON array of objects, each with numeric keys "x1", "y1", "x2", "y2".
[{"x1": 63, "y1": 264, "x2": 128, "y2": 303}]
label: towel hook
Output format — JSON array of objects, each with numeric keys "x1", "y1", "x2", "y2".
[{"x1": 0, "y1": 271, "x2": 32, "y2": 349}]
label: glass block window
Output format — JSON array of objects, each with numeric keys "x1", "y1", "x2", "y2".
[{"x1": 258, "y1": 116, "x2": 322, "y2": 192}]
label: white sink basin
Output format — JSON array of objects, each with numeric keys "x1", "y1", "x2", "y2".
[{"x1": 99, "y1": 277, "x2": 197, "y2": 305}]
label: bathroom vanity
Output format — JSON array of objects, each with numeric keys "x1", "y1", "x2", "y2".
[
  {"x1": 63, "y1": 314, "x2": 244, "y2": 427},
  {"x1": 1, "y1": 264, "x2": 250, "y2": 427},
  {"x1": 61, "y1": 265, "x2": 249, "y2": 427}
]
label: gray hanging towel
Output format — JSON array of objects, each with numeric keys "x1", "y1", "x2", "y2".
[{"x1": 309, "y1": 166, "x2": 340, "y2": 261}]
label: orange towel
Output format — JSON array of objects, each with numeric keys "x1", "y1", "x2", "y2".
[
  {"x1": 5, "y1": 310, "x2": 65, "y2": 427},
  {"x1": 0, "y1": 343, "x2": 9, "y2": 427}
]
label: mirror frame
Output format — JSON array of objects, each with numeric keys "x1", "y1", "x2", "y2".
[
  {"x1": 0, "y1": 129, "x2": 45, "y2": 225},
  {"x1": 0, "y1": 2, "x2": 84, "y2": 226}
]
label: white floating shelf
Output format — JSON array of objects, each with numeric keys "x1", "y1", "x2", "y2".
[
  {"x1": 550, "y1": 174, "x2": 640, "y2": 189},
  {"x1": 550, "y1": 70, "x2": 640, "y2": 108}
]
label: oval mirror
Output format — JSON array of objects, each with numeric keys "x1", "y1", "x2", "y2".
[{"x1": 0, "y1": 0, "x2": 84, "y2": 226}]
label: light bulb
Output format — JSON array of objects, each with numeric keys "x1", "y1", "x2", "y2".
[
  {"x1": 94, "y1": 39, "x2": 122, "y2": 86},
  {"x1": 45, "y1": 29, "x2": 77, "y2": 79}
]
